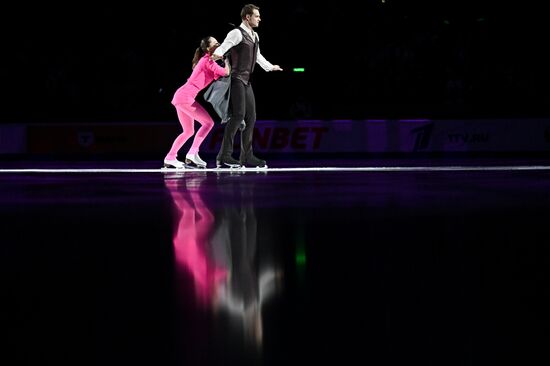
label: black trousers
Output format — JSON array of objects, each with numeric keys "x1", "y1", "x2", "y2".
[{"x1": 217, "y1": 78, "x2": 256, "y2": 161}]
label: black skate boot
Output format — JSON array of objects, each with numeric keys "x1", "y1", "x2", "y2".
[
  {"x1": 216, "y1": 155, "x2": 242, "y2": 168},
  {"x1": 240, "y1": 155, "x2": 267, "y2": 168}
]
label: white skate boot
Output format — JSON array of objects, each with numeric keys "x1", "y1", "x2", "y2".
[
  {"x1": 163, "y1": 158, "x2": 185, "y2": 169},
  {"x1": 185, "y1": 153, "x2": 207, "y2": 168}
]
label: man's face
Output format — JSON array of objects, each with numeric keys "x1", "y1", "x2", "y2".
[{"x1": 247, "y1": 10, "x2": 261, "y2": 28}]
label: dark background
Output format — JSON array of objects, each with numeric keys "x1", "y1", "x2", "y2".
[{"x1": 3, "y1": 0, "x2": 549, "y2": 123}]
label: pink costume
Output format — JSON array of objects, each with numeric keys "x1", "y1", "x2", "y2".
[{"x1": 165, "y1": 54, "x2": 227, "y2": 160}]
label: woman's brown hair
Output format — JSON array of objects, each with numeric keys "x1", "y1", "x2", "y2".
[{"x1": 191, "y1": 36, "x2": 212, "y2": 69}]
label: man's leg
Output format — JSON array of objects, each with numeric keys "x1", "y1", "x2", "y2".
[
  {"x1": 216, "y1": 79, "x2": 246, "y2": 168},
  {"x1": 240, "y1": 85, "x2": 266, "y2": 168}
]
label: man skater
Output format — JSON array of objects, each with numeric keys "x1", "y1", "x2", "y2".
[{"x1": 212, "y1": 4, "x2": 283, "y2": 168}]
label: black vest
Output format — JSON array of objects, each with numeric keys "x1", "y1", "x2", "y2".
[{"x1": 230, "y1": 27, "x2": 258, "y2": 85}]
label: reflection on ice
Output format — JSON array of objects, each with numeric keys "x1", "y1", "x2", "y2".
[{"x1": 164, "y1": 171, "x2": 283, "y2": 352}]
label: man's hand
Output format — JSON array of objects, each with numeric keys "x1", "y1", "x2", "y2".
[
  {"x1": 211, "y1": 54, "x2": 223, "y2": 61},
  {"x1": 271, "y1": 65, "x2": 283, "y2": 71}
]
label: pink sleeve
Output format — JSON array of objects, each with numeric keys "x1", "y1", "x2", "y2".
[{"x1": 205, "y1": 58, "x2": 227, "y2": 78}]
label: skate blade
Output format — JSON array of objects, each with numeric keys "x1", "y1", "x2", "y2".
[
  {"x1": 162, "y1": 164, "x2": 185, "y2": 169},
  {"x1": 185, "y1": 159, "x2": 207, "y2": 169}
]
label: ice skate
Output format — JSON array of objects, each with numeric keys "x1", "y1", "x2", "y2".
[
  {"x1": 163, "y1": 159, "x2": 185, "y2": 169},
  {"x1": 185, "y1": 153, "x2": 207, "y2": 168}
]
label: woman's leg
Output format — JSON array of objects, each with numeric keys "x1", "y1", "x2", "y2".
[
  {"x1": 165, "y1": 104, "x2": 196, "y2": 161},
  {"x1": 187, "y1": 101, "x2": 214, "y2": 154}
]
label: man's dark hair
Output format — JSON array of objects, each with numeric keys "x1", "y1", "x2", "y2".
[{"x1": 241, "y1": 4, "x2": 259, "y2": 20}]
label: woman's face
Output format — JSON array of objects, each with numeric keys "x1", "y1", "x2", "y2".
[{"x1": 207, "y1": 37, "x2": 220, "y2": 52}]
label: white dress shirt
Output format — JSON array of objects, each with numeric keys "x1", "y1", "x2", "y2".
[{"x1": 213, "y1": 22, "x2": 275, "y2": 72}]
